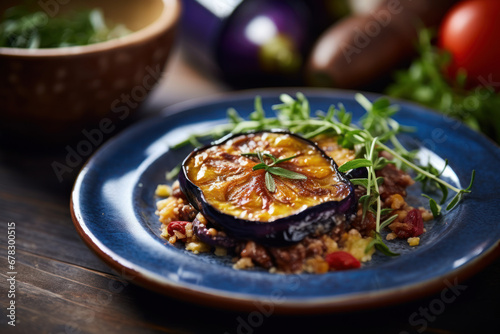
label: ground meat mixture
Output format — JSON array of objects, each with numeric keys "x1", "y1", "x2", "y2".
[
  {"x1": 239, "y1": 241, "x2": 273, "y2": 269},
  {"x1": 376, "y1": 164, "x2": 415, "y2": 200},
  {"x1": 269, "y1": 244, "x2": 307, "y2": 273}
]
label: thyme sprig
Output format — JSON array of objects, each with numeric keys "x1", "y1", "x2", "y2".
[
  {"x1": 241, "y1": 151, "x2": 307, "y2": 193},
  {"x1": 338, "y1": 138, "x2": 399, "y2": 256},
  {"x1": 173, "y1": 93, "x2": 475, "y2": 256}
]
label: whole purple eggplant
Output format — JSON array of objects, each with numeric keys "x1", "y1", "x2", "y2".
[{"x1": 180, "y1": 0, "x2": 348, "y2": 88}]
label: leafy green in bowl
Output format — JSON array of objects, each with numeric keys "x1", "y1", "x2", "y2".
[{"x1": 0, "y1": 4, "x2": 131, "y2": 48}]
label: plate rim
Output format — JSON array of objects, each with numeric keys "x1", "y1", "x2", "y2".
[{"x1": 70, "y1": 87, "x2": 500, "y2": 313}]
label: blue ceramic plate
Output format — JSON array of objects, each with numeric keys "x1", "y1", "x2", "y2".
[{"x1": 71, "y1": 89, "x2": 500, "y2": 313}]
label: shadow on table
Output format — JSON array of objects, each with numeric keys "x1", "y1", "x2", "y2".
[
  {"x1": 123, "y1": 256, "x2": 500, "y2": 334},
  {"x1": 0, "y1": 106, "x2": 157, "y2": 198}
]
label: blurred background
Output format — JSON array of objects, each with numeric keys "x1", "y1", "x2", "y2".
[
  {"x1": 163, "y1": 0, "x2": 499, "y2": 143},
  {"x1": 3, "y1": 0, "x2": 500, "y2": 187},
  {"x1": 2, "y1": 0, "x2": 500, "y2": 150}
]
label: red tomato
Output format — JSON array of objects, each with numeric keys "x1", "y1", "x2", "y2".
[
  {"x1": 438, "y1": 0, "x2": 500, "y2": 89},
  {"x1": 325, "y1": 251, "x2": 361, "y2": 270}
]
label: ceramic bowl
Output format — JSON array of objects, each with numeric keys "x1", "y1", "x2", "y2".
[{"x1": 0, "y1": 0, "x2": 180, "y2": 141}]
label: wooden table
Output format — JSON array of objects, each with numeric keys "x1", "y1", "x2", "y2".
[{"x1": 1, "y1": 46, "x2": 499, "y2": 334}]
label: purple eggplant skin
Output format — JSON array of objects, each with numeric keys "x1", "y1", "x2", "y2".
[
  {"x1": 192, "y1": 216, "x2": 238, "y2": 249},
  {"x1": 345, "y1": 167, "x2": 368, "y2": 180},
  {"x1": 178, "y1": 130, "x2": 357, "y2": 248},
  {"x1": 216, "y1": 0, "x2": 312, "y2": 88}
]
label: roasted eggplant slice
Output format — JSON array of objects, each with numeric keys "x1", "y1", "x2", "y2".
[{"x1": 178, "y1": 130, "x2": 356, "y2": 247}]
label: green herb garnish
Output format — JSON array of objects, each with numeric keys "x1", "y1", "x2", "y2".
[
  {"x1": 241, "y1": 151, "x2": 307, "y2": 193},
  {"x1": 0, "y1": 4, "x2": 130, "y2": 48},
  {"x1": 173, "y1": 92, "x2": 474, "y2": 256},
  {"x1": 386, "y1": 28, "x2": 500, "y2": 143},
  {"x1": 165, "y1": 165, "x2": 182, "y2": 181}
]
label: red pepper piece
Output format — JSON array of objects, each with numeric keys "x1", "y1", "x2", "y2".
[
  {"x1": 167, "y1": 221, "x2": 188, "y2": 236},
  {"x1": 392, "y1": 208, "x2": 424, "y2": 239},
  {"x1": 325, "y1": 251, "x2": 361, "y2": 270},
  {"x1": 405, "y1": 208, "x2": 424, "y2": 237}
]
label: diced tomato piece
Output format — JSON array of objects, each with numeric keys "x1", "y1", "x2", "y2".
[
  {"x1": 325, "y1": 251, "x2": 361, "y2": 270},
  {"x1": 167, "y1": 221, "x2": 188, "y2": 236},
  {"x1": 405, "y1": 208, "x2": 424, "y2": 237},
  {"x1": 391, "y1": 208, "x2": 424, "y2": 239}
]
